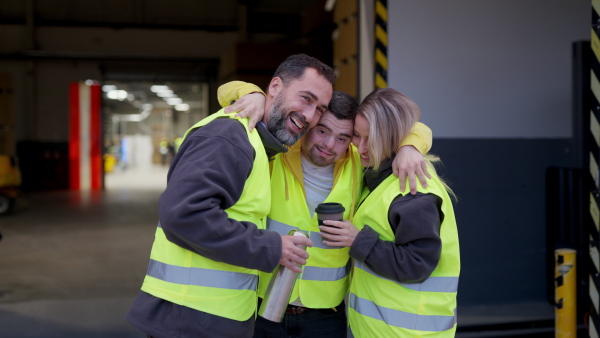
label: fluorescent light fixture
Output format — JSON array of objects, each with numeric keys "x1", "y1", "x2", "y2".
[
  {"x1": 106, "y1": 90, "x2": 119, "y2": 100},
  {"x1": 166, "y1": 97, "x2": 183, "y2": 105},
  {"x1": 107, "y1": 90, "x2": 128, "y2": 101},
  {"x1": 156, "y1": 90, "x2": 175, "y2": 98},
  {"x1": 150, "y1": 85, "x2": 169, "y2": 92},
  {"x1": 175, "y1": 104, "x2": 190, "y2": 111},
  {"x1": 102, "y1": 85, "x2": 117, "y2": 92}
]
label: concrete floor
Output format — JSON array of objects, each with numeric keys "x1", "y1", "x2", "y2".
[
  {"x1": 0, "y1": 165, "x2": 168, "y2": 338},
  {"x1": 0, "y1": 165, "x2": 558, "y2": 337}
]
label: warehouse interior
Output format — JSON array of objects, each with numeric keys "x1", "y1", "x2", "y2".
[{"x1": 0, "y1": 0, "x2": 594, "y2": 337}]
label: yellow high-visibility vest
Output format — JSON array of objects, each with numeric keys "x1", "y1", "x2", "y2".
[
  {"x1": 348, "y1": 172, "x2": 460, "y2": 337},
  {"x1": 141, "y1": 109, "x2": 270, "y2": 321},
  {"x1": 258, "y1": 143, "x2": 363, "y2": 308}
]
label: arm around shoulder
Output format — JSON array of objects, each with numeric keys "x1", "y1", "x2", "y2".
[
  {"x1": 399, "y1": 121, "x2": 432, "y2": 154},
  {"x1": 217, "y1": 81, "x2": 265, "y2": 107}
]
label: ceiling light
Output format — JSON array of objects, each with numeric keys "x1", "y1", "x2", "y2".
[
  {"x1": 166, "y1": 98, "x2": 183, "y2": 105},
  {"x1": 175, "y1": 104, "x2": 190, "y2": 111},
  {"x1": 156, "y1": 90, "x2": 175, "y2": 98},
  {"x1": 107, "y1": 89, "x2": 128, "y2": 101},
  {"x1": 102, "y1": 85, "x2": 117, "y2": 92},
  {"x1": 150, "y1": 85, "x2": 169, "y2": 92}
]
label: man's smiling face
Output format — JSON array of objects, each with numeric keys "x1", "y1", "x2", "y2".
[
  {"x1": 301, "y1": 112, "x2": 353, "y2": 167},
  {"x1": 265, "y1": 68, "x2": 332, "y2": 146}
]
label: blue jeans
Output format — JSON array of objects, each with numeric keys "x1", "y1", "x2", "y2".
[{"x1": 253, "y1": 305, "x2": 347, "y2": 338}]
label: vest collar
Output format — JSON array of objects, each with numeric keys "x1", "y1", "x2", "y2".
[
  {"x1": 256, "y1": 121, "x2": 288, "y2": 159},
  {"x1": 363, "y1": 155, "x2": 394, "y2": 192},
  {"x1": 281, "y1": 139, "x2": 353, "y2": 189}
]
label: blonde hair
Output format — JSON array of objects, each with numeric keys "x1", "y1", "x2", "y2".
[
  {"x1": 356, "y1": 88, "x2": 420, "y2": 170},
  {"x1": 358, "y1": 88, "x2": 457, "y2": 200}
]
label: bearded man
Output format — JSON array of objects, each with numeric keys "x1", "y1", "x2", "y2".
[{"x1": 126, "y1": 54, "x2": 335, "y2": 338}]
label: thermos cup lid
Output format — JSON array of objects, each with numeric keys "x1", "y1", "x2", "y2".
[{"x1": 315, "y1": 202, "x2": 345, "y2": 215}]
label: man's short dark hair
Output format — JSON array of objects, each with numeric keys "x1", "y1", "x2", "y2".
[
  {"x1": 271, "y1": 54, "x2": 336, "y2": 89},
  {"x1": 328, "y1": 91, "x2": 358, "y2": 121}
]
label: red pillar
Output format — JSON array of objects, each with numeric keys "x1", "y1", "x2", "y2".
[{"x1": 69, "y1": 82, "x2": 102, "y2": 191}]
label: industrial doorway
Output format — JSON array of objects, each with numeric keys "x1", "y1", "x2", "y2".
[{"x1": 101, "y1": 80, "x2": 210, "y2": 191}]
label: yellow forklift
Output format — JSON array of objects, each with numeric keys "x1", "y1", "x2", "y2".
[{"x1": 0, "y1": 154, "x2": 20, "y2": 215}]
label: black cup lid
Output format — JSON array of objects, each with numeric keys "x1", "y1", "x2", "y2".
[{"x1": 315, "y1": 202, "x2": 345, "y2": 215}]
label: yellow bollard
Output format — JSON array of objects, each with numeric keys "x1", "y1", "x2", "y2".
[{"x1": 555, "y1": 248, "x2": 577, "y2": 337}]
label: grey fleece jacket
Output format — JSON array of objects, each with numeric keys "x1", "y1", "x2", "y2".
[
  {"x1": 349, "y1": 159, "x2": 444, "y2": 284},
  {"x1": 127, "y1": 117, "x2": 287, "y2": 338},
  {"x1": 158, "y1": 118, "x2": 283, "y2": 272}
]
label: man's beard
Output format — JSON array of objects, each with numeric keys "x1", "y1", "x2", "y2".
[
  {"x1": 306, "y1": 145, "x2": 336, "y2": 167},
  {"x1": 267, "y1": 95, "x2": 306, "y2": 146}
]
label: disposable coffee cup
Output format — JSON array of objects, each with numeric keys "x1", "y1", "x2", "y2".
[{"x1": 315, "y1": 202, "x2": 345, "y2": 226}]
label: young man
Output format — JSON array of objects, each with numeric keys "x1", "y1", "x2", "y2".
[
  {"x1": 219, "y1": 83, "x2": 432, "y2": 337},
  {"x1": 126, "y1": 54, "x2": 335, "y2": 338}
]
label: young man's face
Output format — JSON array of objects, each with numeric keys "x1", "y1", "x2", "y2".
[
  {"x1": 301, "y1": 112, "x2": 353, "y2": 167},
  {"x1": 265, "y1": 68, "x2": 332, "y2": 146}
]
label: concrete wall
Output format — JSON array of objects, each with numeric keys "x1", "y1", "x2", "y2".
[
  {"x1": 383, "y1": 0, "x2": 590, "y2": 311},
  {"x1": 388, "y1": 0, "x2": 589, "y2": 138}
]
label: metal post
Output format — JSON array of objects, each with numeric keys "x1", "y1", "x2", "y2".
[
  {"x1": 555, "y1": 248, "x2": 577, "y2": 337},
  {"x1": 374, "y1": 0, "x2": 387, "y2": 89}
]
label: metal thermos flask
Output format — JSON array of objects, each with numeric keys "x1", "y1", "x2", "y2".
[{"x1": 258, "y1": 230, "x2": 308, "y2": 322}]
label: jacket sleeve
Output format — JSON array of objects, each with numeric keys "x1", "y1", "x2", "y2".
[
  {"x1": 158, "y1": 118, "x2": 281, "y2": 273},
  {"x1": 349, "y1": 193, "x2": 442, "y2": 283},
  {"x1": 399, "y1": 122, "x2": 432, "y2": 154},
  {"x1": 217, "y1": 81, "x2": 266, "y2": 107}
]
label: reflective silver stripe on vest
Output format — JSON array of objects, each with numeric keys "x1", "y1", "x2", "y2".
[
  {"x1": 267, "y1": 218, "x2": 350, "y2": 282},
  {"x1": 302, "y1": 261, "x2": 351, "y2": 282},
  {"x1": 266, "y1": 217, "x2": 339, "y2": 249},
  {"x1": 349, "y1": 293, "x2": 457, "y2": 332},
  {"x1": 266, "y1": 218, "x2": 294, "y2": 235},
  {"x1": 147, "y1": 259, "x2": 258, "y2": 291},
  {"x1": 354, "y1": 260, "x2": 459, "y2": 293}
]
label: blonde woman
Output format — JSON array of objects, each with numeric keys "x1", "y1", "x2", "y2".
[{"x1": 321, "y1": 88, "x2": 460, "y2": 337}]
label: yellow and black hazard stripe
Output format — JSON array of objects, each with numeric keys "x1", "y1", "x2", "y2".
[
  {"x1": 374, "y1": 0, "x2": 388, "y2": 89},
  {"x1": 591, "y1": 1, "x2": 600, "y2": 203},
  {"x1": 590, "y1": 0, "x2": 600, "y2": 336}
]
